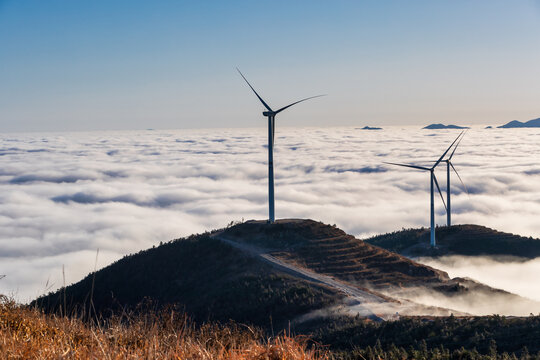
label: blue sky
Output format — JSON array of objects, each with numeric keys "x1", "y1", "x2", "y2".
[{"x1": 1, "y1": 0, "x2": 540, "y2": 132}]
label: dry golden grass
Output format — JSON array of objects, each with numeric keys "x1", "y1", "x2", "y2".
[{"x1": 0, "y1": 295, "x2": 328, "y2": 360}]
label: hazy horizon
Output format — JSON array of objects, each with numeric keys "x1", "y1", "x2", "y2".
[{"x1": 0, "y1": 121, "x2": 534, "y2": 135}]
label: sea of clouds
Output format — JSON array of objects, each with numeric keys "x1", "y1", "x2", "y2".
[{"x1": 1, "y1": 126, "x2": 539, "y2": 305}]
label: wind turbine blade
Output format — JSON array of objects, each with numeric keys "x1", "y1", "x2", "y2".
[
  {"x1": 432, "y1": 131, "x2": 464, "y2": 169},
  {"x1": 433, "y1": 173, "x2": 447, "y2": 211},
  {"x1": 274, "y1": 94, "x2": 326, "y2": 114},
  {"x1": 236, "y1": 68, "x2": 273, "y2": 112},
  {"x1": 448, "y1": 130, "x2": 467, "y2": 160},
  {"x1": 450, "y1": 162, "x2": 470, "y2": 196},
  {"x1": 383, "y1": 162, "x2": 430, "y2": 171}
]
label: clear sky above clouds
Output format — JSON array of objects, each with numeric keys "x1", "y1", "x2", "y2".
[{"x1": 1, "y1": 0, "x2": 540, "y2": 132}]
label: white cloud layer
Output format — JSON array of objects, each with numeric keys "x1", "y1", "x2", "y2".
[{"x1": 1, "y1": 126, "x2": 539, "y2": 305}]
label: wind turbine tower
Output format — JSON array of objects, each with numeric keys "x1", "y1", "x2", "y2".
[
  {"x1": 237, "y1": 69, "x2": 324, "y2": 223},
  {"x1": 384, "y1": 134, "x2": 461, "y2": 246}
]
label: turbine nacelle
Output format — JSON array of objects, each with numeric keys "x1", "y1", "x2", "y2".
[{"x1": 263, "y1": 111, "x2": 275, "y2": 117}]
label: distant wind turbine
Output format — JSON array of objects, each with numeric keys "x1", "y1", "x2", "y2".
[
  {"x1": 384, "y1": 134, "x2": 462, "y2": 247},
  {"x1": 442, "y1": 131, "x2": 469, "y2": 227},
  {"x1": 237, "y1": 68, "x2": 324, "y2": 223}
]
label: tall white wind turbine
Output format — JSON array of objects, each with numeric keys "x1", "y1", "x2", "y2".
[
  {"x1": 237, "y1": 69, "x2": 324, "y2": 223},
  {"x1": 442, "y1": 132, "x2": 469, "y2": 227},
  {"x1": 384, "y1": 134, "x2": 462, "y2": 246}
]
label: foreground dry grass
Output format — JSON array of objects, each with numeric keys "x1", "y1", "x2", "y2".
[{"x1": 0, "y1": 296, "x2": 328, "y2": 359}]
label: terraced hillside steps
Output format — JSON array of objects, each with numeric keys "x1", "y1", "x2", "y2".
[{"x1": 220, "y1": 219, "x2": 450, "y2": 290}]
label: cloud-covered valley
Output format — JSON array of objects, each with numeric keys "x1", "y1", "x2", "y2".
[{"x1": 1, "y1": 126, "x2": 539, "y2": 304}]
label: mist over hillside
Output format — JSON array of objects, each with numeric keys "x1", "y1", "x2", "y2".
[{"x1": 365, "y1": 224, "x2": 540, "y2": 304}]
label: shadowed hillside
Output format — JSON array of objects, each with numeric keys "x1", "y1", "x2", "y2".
[
  {"x1": 365, "y1": 224, "x2": 540, "y2": 259},
  {"x1": 34, "y1": 233, "x2": 342, "y2": 329}
]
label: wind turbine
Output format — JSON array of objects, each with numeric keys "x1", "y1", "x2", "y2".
[
  {"x1": 384, "y1": 134, "x2": 462, "y2": 247},
  {"x1": 442, "y1": 131, "x2": 469, "y2": 227},
  {"x1": 237, "y1": 68, "x2": 324, "y2": 223}
]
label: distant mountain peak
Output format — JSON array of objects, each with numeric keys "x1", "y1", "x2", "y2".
[
  {"x1": 498, "y1": 117, "x2": 540, "y2": 128},
  {"x1": 357, "y1": 126, "x2": 383, "y2": 130},
  {"x1": 423, "y1": 124, "x2": 469, "y2": 129}
]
